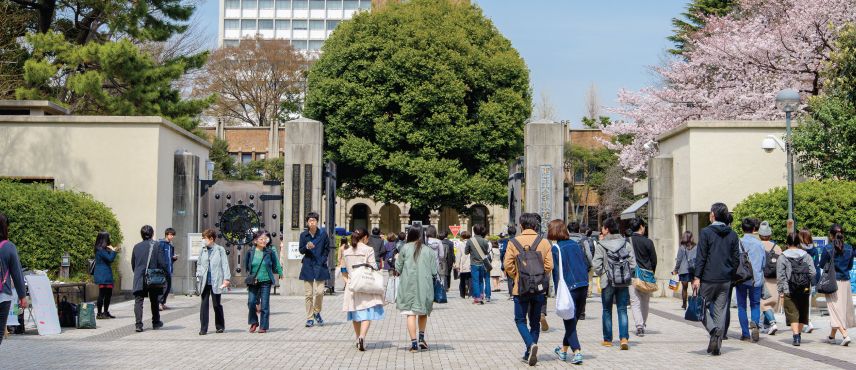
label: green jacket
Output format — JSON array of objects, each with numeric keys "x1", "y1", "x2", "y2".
[{"x1": 395, "y1": 242, "x2": 438, "y2": 315}]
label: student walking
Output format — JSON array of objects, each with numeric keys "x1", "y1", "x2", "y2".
[
  {"x1": 819, "y1": 224, "x2": 855, "y2": 346},
  {"x1": 299, "y1": 212, "x2": 331, "y2": 328},
  {"x1": 672, "y1": 231, "x2": 698, "y2": 309},
  {"x1": 489, "y1": 240, "x2": 502, "y2": 291},
  {"x1": 628, "y1": 217, "x2": 656, "y2": 337},
  {"x1": 0, "y1": 213, "x2": 27, "y2": 347},
  {"x1": 549, "y1": 220, "x2": 588, "y2": 365},
  {"x1": 395, "y1": 226, "x2": 438, "y2": 352},
  {"x1": 246, "y1": 229, "x2": 282, "y2": 333},
  {"x1": 158, "y1": 228, "x2": 177, "y2": 311},
  {"x1": 131, "y1": 225, "x2": 168, "y2": 332},
  {"x1": 504, "y1": 213, "x2": 554, "y2": 366},
  {"x1": 440, "y1": 231, "x2": 455, "y2": 292},
  {"x1": 466, "y1": 224, "x2": 492, "y2": 304},
  {"x1": 567, "y1": 222, "x2": 593, "y2": 320},
  {"x1": 499, "y1": 226, "x2": 518, "y2": 297},
  {"x1": 692, "y1": 203, "x2": 739, "y2": 356},
  {"x1": 777, "y1": 233, "x2": 816, "y2": 346},
  {"x1": 341, "y1": 228, "x2": 385, "y2": 351},
  {"x1": 736, "y1": 218, "x2": 766, "y2": 342},
  {"x1": 196, "y1": 228, "x2": 231, "y2": 335},
  {"x1": 593, "y1": 217, "x2": 636, "y2": 350},
  {"x1": 92, "y1": 231, "x2": 117, "y2": 319},
  {"x1": 456, "y1": 233, "x2": 473, "y2": 298},
  {"x1": 798, "y1": 228, "x2": 821, "y2": 334},
  {"x1": 758, "y1": 221, "x2": 782, "y2": 335}
]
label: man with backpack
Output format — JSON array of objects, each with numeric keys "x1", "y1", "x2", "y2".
[
  {"x1": 592, "y1": 217, "x2": 636, "y2": 350},
  {"x1": 504, "y1": 213, "x2": 554, "y2": 366},
  {"x1": 776, "y1": 232, "x2": 816, "y2": 346},
  {"x1": 567, "y1": 221, "x2": 593, "y2": 320},
  {"x1": 692, "y1": 203, "x2": 740, "y2": 356}
]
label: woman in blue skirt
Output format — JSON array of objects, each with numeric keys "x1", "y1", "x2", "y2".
[{"x1": 341, "y1": 228, "x2": 385, "y2": 351}]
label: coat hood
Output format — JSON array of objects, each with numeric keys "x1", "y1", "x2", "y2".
[
  {"x1": 709, "y1": 223, "x2": 733, "y2": 236},
  {"x1": 597, "y1": 235, "x2": 627, "y2": 252}
]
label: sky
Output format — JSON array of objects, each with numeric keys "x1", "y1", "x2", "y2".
[{"x1": 195, "y1": 0, "x2": 689, "y2": 126}]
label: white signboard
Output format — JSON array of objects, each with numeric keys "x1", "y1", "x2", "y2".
[
  {"x1": 24, "y1": 274, "x2": 61, "y2": 335},
  {"x1": 187, "y1": 233, "x2": 204, "y2": 261},
  {"x1": 287, "y1": 242, "x2": 301, "y2": 260}
]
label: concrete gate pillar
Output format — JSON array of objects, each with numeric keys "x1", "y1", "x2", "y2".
[
  {"x1": 524, "y1": 120, "x2": 565, "y2": 233},
  {"x1": 399, "y1": 214, "x2": 410, "y2": 232},
  {"x1": 428, "y1": 211, "x2": 440, "y2": 227},
  {"x1": 369, "y1": 213, "x2": 381, "y2": 230},
  {"x1": 282, "y1": 117, "x2": 324, "y2": 296}
]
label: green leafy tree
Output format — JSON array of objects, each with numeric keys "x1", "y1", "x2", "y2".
[
  {"x1": 668, "y1": 0, "x2": 737, "y2": 55},
  {"x1": 0, "y1": 0, "x2": 35, "y2": 98},
  {"x1": 305, "y1": 0, "x2": 530, "y2": 211},
  {"x1": 209, "y1": 138, "x2": 236, "y2": 180}
]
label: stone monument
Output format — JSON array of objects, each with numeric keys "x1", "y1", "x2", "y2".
[{"x1": 523, "y1": 120, "x2": 565, "y2": 231}]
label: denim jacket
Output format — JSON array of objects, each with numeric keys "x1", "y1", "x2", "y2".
[{"x1": 551, "y1": 239, "x2": 590, "y2": 291}]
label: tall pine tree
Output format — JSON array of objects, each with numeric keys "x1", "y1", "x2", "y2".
[{"x1": 668, "y1": 0, "x2": 736, "y2": 56}]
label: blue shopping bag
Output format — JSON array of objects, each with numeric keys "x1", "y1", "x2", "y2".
[
  {"x1": 433, "y1": 277, "x2": 447, "y2": 303},
  {"x1": 684, "y1": 295, "x2": 704, "y2": 322}
]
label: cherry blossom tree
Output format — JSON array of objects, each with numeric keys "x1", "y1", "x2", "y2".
[{"x1": 606, "y1": 0, "x2": 856, "y2": 173}]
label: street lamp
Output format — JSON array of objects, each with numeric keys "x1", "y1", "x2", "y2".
[{"x1": 775, "y1": 88, "x2": 800, "y2": 233}]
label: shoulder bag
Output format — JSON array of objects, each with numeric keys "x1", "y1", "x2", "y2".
[
  {"x1": 734, "y1": 240, "x2": 754, "y2": 285},
  {"x1": 471, "y1": 238, "x2": 493, "y2": 272},
  {"x1": 554, "y1": 244, "x2": 575, "y2": 320},
  {"x1": 630, "y1": 238, "x2": 658, "y2": 293},
  {"x1": 816, "y1": 247, "x2": 838, "y2": 294},
  {"x1": 145, "y1": 241, "x2": 167, "y2": 287},
  {"x1": 349, "y1": 250, "x2": 385, "y2": 294},
  {"x1": 245, "y1": 250, "x2": 268, "y2": 286}
]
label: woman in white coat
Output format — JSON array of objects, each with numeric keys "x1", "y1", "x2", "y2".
[{"x1": 196, "y1": 228, "x2": 231, "y2": 335}]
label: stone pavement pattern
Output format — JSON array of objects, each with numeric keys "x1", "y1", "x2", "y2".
[{"x1": 2, "y1": 285, "x2": 855, "y2": 369}]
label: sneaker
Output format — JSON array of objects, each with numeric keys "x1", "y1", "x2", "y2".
[
  {"x1": 135, "y1": 326, "x2": 143, "y2": 333},
  {"x1": 620, "y1": 339, "x2": 629, "y2": 350},
  {"x1": 198, "y1": 331, "x2": 207, "y2": 335},
  {"x1": 305, "y1": 320, "x2": 314, "y2": 328},
  {"x1": 553, "y1": 347, "x2": 568, "y2": 361},
  {"x1": 601, "y1": 340, "x2": 613, "y2": 347},
  {"x1": 767, "y1": 324, "x2": 778, "y2": 336},
  {"x1": 571, "y1": 352, "x2": 583, "y2": 365},
  {"x1": 419, "y1": 338, "x2": 429, "y2": 350},
  {"x1": 842, "y1": 336, "x2": 852, "y2": 347},
  {"x1": 485, "y1": 298, "x2": 491, "y2": 303},
  {"x1": 104, "y1": 312, "x2": 116, "y2": 319},
  {"x1": 152, "y1": 321, "x2": 163, "y2": 330},
  {"x1": 793, "y1": 334, "x2": 801, "y2": 346},
  {"x1": 527, "y1": 344, "x2": 538, "y2": 366},
  {"x1": 216, "y1": 328, "x2": 224, "y2": 334},
  {"x1": 314, "y1": 313, "x2": 324, "y2": 326},
  {"x1": 803, "y1": 322, "x2": 814, "y2": 333},
  {"x1": 540, "y1": 314, "x2": 549, "y2": 331},
  {"x1": 826, "y1": 336, "x2": 837, "y2": 344},
  {"x1": 636, "y1": 327, "x2": 645, "y2": 337},
  {"x1": 249, "y1": 323, "x2": 258, "y2": 333},
  {"x1": 410, "y1": 344, "x2": 420, "y2": 353},
  {"x1": 750, "y1": 322, "x2": 760, "y2": 342}
]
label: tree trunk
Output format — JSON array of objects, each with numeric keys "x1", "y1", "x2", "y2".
[{"x1": 38, "y1": 0, "x2": 57, "y2": 33}]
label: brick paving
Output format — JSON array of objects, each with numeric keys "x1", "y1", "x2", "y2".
[{"x1": 2, "y1": 284, "x2": 855, "y2": 369}]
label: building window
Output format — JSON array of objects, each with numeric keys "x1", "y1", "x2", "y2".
[
  {"x1": 224, "y1": 19, "x2": 240, "y2": 30},
  {"x1": 276, "y1": 0, "x2": 290, "y2": 9},
  {"x1": 309, "y1": 20, "x2": 324, "y2": 31},
  {"x1": 225, "y1": 0, "x2": 240, "y2": 9},
  {"x1": 241, "y1": 19, "x2": 257, "y2": 31},
  {"x1": 259, "y1": 19, "x2": 274, "y2": 30},
  {"x1": 326, "y1": 20, "x2": 339, "y2": 31},
  {"x1": 241, "y1": 153, "x2": 253, "y2": 164},
  {"x1": 574, "y1": 168, "x2": 585, "y2": 183},
  {"x1": 293, "y1": 0, "x2": 308, "y2": 9},
  {"x1": 259, "y1": 0, "x2": 273, "y2": 9},
  {"x1": 309, "y1": 0, "x2": 324, "y2": 10},
  {"x1": 359, "y1": 0, "x2": 370, "y2": 10},
  {"x1": 242, "y1": 0, "x2": 257, "y2": 10},
  {"x1": 292, "y1": 39, "x2": 308, "y2": 50},
  {"x1": 223, "y1": 39, "x2": 240, "y2": 47},
  {"x1": 292, "y1": 20, "x2": 308, "y2": 30},
  {"x1": 344, "y1": 0, "x2": 358, "y2": 10},
  {"x1": 327, "y1": 0, "x2": 342, "y2": 9},
  {"x1": 309, "y1": 40, "x2": 323, "y2": 50},
  {"x1": 276, "y1": 20, "x2": 290, "y2": 30},
  {"x1": 229, "y1": 153, "x2": 239, "y2": 161}
]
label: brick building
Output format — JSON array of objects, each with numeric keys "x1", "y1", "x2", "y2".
[{"x1": 201, "y1": 126, "x2": 286, "y2": 164}]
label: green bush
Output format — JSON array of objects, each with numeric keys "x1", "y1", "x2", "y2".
[
  {"x1": 732, "y1": 181, "x2": 856, "y2": 245},
  {"x1": 0, "y1": 181, "x2": 123, "y2": 280}
]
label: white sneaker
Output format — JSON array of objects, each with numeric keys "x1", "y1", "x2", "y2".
[
  {"x1": 842, "y1": 337, "x2": 852, "y2": 347},
  {"x1": 767, "y1": 324, "x2": 778, "y2": 336},
  {"x1": 803, "y1": 323, "x2": 814, "y2": 333}
]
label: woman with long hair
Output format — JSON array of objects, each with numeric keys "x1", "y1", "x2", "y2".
[
  {"x1": 672, "y1": 231, "x2": 697, "y2": 309},
  {"x1": 245, "y1": 229, "x2": 282, "y2": 333},
  {"x1": 396, "y1": 225, "x2": 438, "y2": 352},
  {"x1": 93, "y1": 231, "x2": 118, "y2": 319},
  {"x1": 819, "y1": 224, "x2": 855, "y2": 346},
  {"x1": 341, "y1": 228, "x2": 385, "y2": 351},
  {"x1": 549, "y1": 220, "x2": 588, "y2": 364}
]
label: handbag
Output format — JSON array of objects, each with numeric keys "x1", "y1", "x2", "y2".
[
  {"x1": 77, "y1": 302, "x2": 97, "y2": 329},
  {"x1": 734, "y1": 240, "x2": 754, "y2": 285},
  {"x1": 470, "y1": 237, "x2": 493, "y2": 272},
  {"x1": 245, "y1": 250, "x2": 268, "y2": 286},
  {"x1": 668, "y1": 275, "x2": 679, "y2": 291},
  {"x1": 433, "y1": 276, "x2": 448, "y2": 303},
  {"x1": 349, "y1": 263, "x2": 385, "y2": 295},
  {"x1": 554, "y1": 244, "x2": 575, "y2": 320},
  {"x1": 816, "y1": 248, "x2": 838, "y2": 294},
  {"x1": 684, "y1": 294, "x2": 704, "y2": 322},
  {"x1": 144, "y1": 241, "x2": 167, "y2": 287},
  {"x1": 633, "y1": 266, "x2": 659, "y2": 293}
]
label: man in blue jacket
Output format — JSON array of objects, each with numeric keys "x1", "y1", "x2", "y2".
[
  {"x1": 158, "y1": 228, "x2": 177, "y2": 310},
  {"x1": 299, "y1": 212, "x2": 331, "y2": 328}
]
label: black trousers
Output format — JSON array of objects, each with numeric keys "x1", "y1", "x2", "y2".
[
  {"x1": 0, "y1": 300, "x2": 9, "y2": 346},
  {"x1": 97, "y1": 287, "x2": 112, "y2": 314},
  {"x1": 159, "y1": 274, "x2": 172, "y2": 305},
  {"x1": 134, "y1": 286, "x2": 163, "y2": 328},
  {"x1": 200, "y1": 284, "x2": 224, "y2": 332},
  {"x1": 443, "y1": 273, "x2": 452, "y2": 291},
  {"x1": 459, "y1": 272, "x2": 472, "y2": 298}
]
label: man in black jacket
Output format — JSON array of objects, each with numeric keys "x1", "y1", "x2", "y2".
[
  {"x1": 692, "y1": 203, "x2": 739, "y2": 356},
  {"x1": 131, "y1": 225, "x2": 168, "y2": 332},
  {"x1": 367, "y1": 227, "x2": 385, "y2": 267},
  {"x1": 628, "y1": 217, "x2": 656, "y2": 336},
  {"x1": 439, "y1": 231, "x2": 455, "y2": 291}
]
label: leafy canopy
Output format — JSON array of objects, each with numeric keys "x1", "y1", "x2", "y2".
[{"x1": 305, "y1": 0, "x2": 530, "y2": 211}]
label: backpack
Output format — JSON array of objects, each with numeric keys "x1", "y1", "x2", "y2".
[
  {"x1": 571, "y1": 236, "x2": 593, "y2": 271},
  {"x1": 58, "y1": 297, "x2": 78, "y2": 327},
  {"x1": 787, "y1": 255, "x2": 812, "y2": 294},
  {"x1": 763, "y1": 244, "x2": 779, "y2": 278},
  {"x1": 509, "y1": 235, "x2": 548, "y2": 296},
  {"x1": 602, "y1": 240, "x2": 633, "y2": 287}
]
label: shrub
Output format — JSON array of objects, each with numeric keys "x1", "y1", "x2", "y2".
[
  {"x1": 732, "y1": 181, "x2": 856, "y2": 245},
  {"x1": 0, "y1": 181, "x2": 123, "y2": 279}
]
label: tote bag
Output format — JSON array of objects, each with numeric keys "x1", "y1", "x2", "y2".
[
  {"x1": 554, "y1": 245, "x2": 575, "y2": 320},
  {"x1": 349, "y1": 264, "x2": 385, "y2": 295},
  {"x1": 684, "y1": 295, "x2": 704, "y2": 322}
]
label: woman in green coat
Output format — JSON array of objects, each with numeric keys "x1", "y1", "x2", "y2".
[{"x1": 395, "y1": 226, "x2": 438, "y2": 352}]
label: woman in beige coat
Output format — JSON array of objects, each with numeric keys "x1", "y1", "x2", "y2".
[{"x1": 341, "y1": 228, "x2": 385, "y2": 351}]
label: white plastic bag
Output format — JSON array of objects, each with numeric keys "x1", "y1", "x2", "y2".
[
  {"x1": 554, "y1": 244, "x2": 575, "y2": 320},
  {"x1": 349, "y1": 265, "x2": 385, "y2": 295},
  {"x1": 385, "y1": 275, "x2": 398, "y2": 304}
]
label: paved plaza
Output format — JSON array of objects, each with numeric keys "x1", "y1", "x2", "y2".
[{"x1": 3, "y1": 285, "x2": 855, "y2": 369}]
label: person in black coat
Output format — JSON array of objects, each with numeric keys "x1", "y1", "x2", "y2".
[
  {"x1": 439, "y1": 231, "x2": 455, "y2": 291},
  {"x1": 628, "y1": 217, "x2": 657, "y2": 336},
  {"x1": 131, "y1": 225, "x2": 168, "y2": 332}
]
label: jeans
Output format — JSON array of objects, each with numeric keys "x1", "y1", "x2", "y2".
[
  {"x1": 200, "y1": 284, "x2": 224, "y2": 333},
  {"x1": 248, "y1": 282, "x2": 272, "y2": 330},
  {"x1": 601, "y1": 285, "x2": 630, "y2": 341},
  {"x1": 0, "y1": 300, "x2": 9, "y2": 346},
  {"x1": 561, "y1": 287, "x2": 588, "y2": 351},
  {"x1": 134, "y1": 286, "x2": 163, "y2": 328},
  {"x1": 471, "y1": 265, "x2": 490, "y2": 300},
  {"x1": 513, "y1": 294, "x2": 546, "y2": 353},
  {"x1": 735, "y1": 284, "x2": 762, "y2": 338},
  {"x1": 459, "y1": 272, "x2": 472, "y2": 298}
]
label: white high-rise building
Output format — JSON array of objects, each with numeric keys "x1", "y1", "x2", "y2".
[{"x1": 218, "y1": 0, "x2": 374, "y2": 50}]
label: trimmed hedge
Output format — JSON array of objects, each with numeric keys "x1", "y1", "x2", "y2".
[
  {"x1": 732, "y1": 181, "x2": 856, "y2": 245},
  {"x1": 0, "y1": 181, "x2": 123, "y2": 280}
]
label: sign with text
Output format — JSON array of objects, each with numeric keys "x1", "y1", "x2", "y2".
[
  {"x1": 287, "y1": 241, "x2": 301, "y2": 260},
  {"x1": 187, "y1": 233, "x2": 204, "y2": 261}
]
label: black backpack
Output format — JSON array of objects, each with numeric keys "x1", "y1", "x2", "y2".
[
  {"x1": 58, "y1": 297, "x2": 78, "y2": 327},
  {"x1": 787, "y1": 256, "x2": 812, "y2": 294},
  {"x1": 602, "y1": 240, "x2": 633, "y2": 287},
  {"x1": 763, "y1": 245, "x2": 779, "y2": 278},
  {"x1": 510, "y1": 235, "x2": 548, "y2": 296}
]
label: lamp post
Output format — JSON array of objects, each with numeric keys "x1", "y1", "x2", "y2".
[{"x1": 775, "y1": 88, "x2": 800, "y2": 233}]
